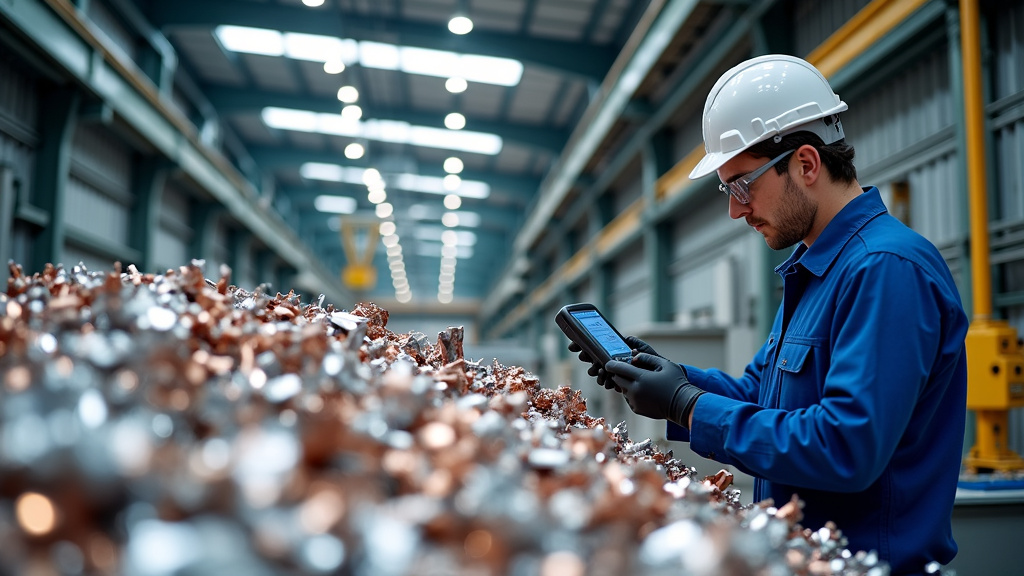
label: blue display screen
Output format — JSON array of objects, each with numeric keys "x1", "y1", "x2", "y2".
[{"x1": 571, "y1": 310, "x2": 630, "y2": 357}]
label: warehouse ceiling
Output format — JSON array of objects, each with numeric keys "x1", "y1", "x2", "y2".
[{"x1": 143, "y1": 0, "x2": 653, "y2": 306}]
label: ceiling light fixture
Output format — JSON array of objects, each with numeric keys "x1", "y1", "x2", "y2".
[
  {"x1": 302, "y1": 0, "x2": 325, "y2": 6},
  {"x1": 336, "y1": 86, "x2": 359, "y2": 103},
  {"x1": 448, "y1": 16, "x2": 474, "y2": 35},
  {"x1": 445, "y1": 77, "x2": 468, "y2": 94},
  {"x1": 341, "y1": 105, "x2": 362, "y2": 121},
  {"x1": 323, "y1": 60, "x2": 345, "y2": 74},
  {"x1": 344, "y1": 142, "x2": 364, "y2": 159},
  {"x1": 443, "y1": 194, "x2": 462, "y2": 210},
  {"x1": 444, "y1": 113, "x2": 466, "y2": 130},
  {"x1": 442, "y1": 174, "x2": 461, "y2": 191},
  {"x1": 443, "y1": 157, "x2": 464, "y2": 174}
]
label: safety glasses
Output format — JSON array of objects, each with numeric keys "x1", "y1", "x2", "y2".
[{"x1": 719, "y1": 149, "x2": 795, "y2": 204}]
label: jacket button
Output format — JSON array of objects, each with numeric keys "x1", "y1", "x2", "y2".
[{"x1": 781, "y1": 358, "x2": 787, "y2": 365}]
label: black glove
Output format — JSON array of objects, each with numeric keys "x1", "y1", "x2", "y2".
[
  {"x1": 604, "y1": 352, "x2": 705, "y2": 429},
  {"x1": 568, "y1": 335, "x2": 663, "y2": 392},
  {"x1": 623, "y1": 335, "x2": 661, "y2": 358},
  {"x1": 567, "y1": 341, "x2": 620, "y2": 391}
]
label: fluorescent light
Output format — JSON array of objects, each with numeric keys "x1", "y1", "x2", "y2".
[
  {"x1": 218, "y1": 26, "x2": 521, "y2": 86},
  {"x1": 448, "y1": 16, "x2": 474, "y2": 35},
  {"x1": 314, "y1": 195, "x2": 357, "y2": 214},
  {"x1": 263, "y1": 107, "x2": 502, "y2": 155}
]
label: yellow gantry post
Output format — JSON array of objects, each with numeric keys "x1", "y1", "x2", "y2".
[{"x1": 960, "y1": 0, "x2": 1024, "y2": 473}]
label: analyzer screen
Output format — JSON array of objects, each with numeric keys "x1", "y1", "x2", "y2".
[{"x1": 570, "y1": 310, "x2": 631, "y2": 357}]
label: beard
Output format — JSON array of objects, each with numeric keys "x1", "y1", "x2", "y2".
[{"x1": 754, "y1": 174, "x2": 817, "y2": 250}]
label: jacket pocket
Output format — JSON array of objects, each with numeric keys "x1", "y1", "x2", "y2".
[{"x1": 776, "y1": 341, "x2": 817, "y2": 409}]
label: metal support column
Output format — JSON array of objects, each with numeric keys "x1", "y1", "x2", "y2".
[
  {"x1": 129, "y1": 157, "x2": 169, "y2": 272},
  {"x1": 31, "y1": 87, "x2": 80, "y2": 274}
]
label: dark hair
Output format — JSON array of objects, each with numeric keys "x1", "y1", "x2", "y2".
[{"x1": 746, "y1": 128, "x2": 857, "y2": 185}]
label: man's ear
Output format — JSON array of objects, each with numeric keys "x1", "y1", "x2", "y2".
[{"x1": 793, "y1": 144, "x2": 821, "y2": 185}]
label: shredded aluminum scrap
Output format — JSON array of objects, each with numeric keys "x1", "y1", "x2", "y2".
[{"x1": 0, "y1": 261, "x2": 916, "y2": 576}]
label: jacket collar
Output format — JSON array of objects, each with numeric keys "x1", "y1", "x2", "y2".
[{"x1": 775, "y1": 187, "x2": 886, "y2": 277}]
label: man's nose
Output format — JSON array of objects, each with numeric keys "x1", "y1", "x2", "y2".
[{"x1": 728, "y1": 194, "x2": 750, "y2": 220}]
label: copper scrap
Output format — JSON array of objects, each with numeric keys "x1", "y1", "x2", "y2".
[{"x1": 0, "y1": 261, "x2": 909, "y2": 576}]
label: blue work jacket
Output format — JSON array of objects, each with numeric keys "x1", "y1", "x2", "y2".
[{"x1": 668, "y1": 188, "x2": 968, "y2": 575}]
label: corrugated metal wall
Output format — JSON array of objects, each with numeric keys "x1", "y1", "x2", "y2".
[
  {"x1": 154, "y1": 181, "x2": 193, "y2": 273},
  {"x1": 65, "y1": 123, "x2": 133, "y2": 267},
  {"x1": 0, "y1": 51, "x2": 39, "y2": 268},
  {"x1": 990, "y1": 0, "x2": 1024, "y2": 453}
]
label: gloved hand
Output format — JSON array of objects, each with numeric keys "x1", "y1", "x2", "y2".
[
  {"x1": 604, "y1": 352, "x2": 705, "y2": 429},
  {"x1": 623, "y1": 335, "x2": 661, "y2": 358},
  {"x1": 567, "y1": 341, "x2": 619, "y2": 391},
  {"x1": 567, "y1": 335, "x2": 663, "y2": 393}
]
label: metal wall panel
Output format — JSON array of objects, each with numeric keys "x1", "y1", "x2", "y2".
[
  {"x1": 791, "y1": 0, "x2": 874, "y2": 58},
  {"x1": 990, "y1": 0, "x2": 1024, "y2": 455},
  {"x1": 844, "y1": 46, "x2": 954, "y2": 173},
  {"x1": 63, "y1": 176, "x2": 129, "y2": 247},
  {"x1": 607, "y1": 238, "x2": 651, "y2": 330},
  {"x1": 0, "y1": 50, "x2": 39, "y2": 265},
  {"x1": 153, "y1": 183, "x2": 193, "y2": 273},
  {"x1": 66, "y1": 124, "x2": 133, "y2": 259}
]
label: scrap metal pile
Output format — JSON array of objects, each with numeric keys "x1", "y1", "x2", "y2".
[{"x1": 0, "y1": 261, "x2": 894, "y2": 576}]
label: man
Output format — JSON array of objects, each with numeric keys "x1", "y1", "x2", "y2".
[{"x1": 571, "y1": 54, "x2": 968, "y2": 575}]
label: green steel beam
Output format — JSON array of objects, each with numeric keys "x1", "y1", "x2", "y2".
[
  {"x1": 204, "y1": 86, "x2": 569, "y2": 155},
  {"x1": 145, "y1": 0, "x2": 617, "y2": 82}
]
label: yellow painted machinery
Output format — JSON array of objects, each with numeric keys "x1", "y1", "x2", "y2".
[{"x1": 964, "y1": 321, "x2": 1024, "y2": 472}]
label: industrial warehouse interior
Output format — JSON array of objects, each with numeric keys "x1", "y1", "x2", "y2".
[{"x1": 1, "y1": 0, "x2": 1024, "y2": 574}]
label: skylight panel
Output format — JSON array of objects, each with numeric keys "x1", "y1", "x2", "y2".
[
  {"x1": 359, "y1": 41, "x2": 401, "y2": 70},
  {"x1": 283, "y1": 33, "x2": 347, "y2": 62},
  {"x1": 215, "y1": 26, "x2": 284, "y2": 56},
  {"x1": 300, "y1": 162, "x2": 490, "y2": 199},
  {"x1": 262, "y1": 107, "x2": 503, "y2": 155},
  {"x1": 216, "y1": 26, "x2": 522, "y2": 86}
]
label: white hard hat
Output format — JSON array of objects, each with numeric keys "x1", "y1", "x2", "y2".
[{"x1": 689, "y1": 54, "x2": 848, "y2": 180}]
